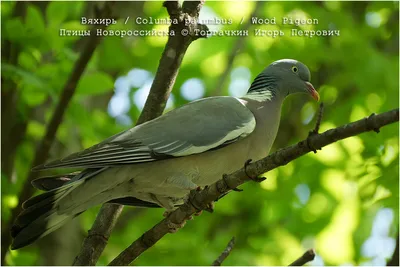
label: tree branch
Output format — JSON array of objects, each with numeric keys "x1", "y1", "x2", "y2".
[
  {"x1": 108, "y1": 108, "x2": 399, "y2": 266},
  {"x1": 211, "y1": 237, "x2": 236, "y2": 266},
  {"x1": 136, "y1": 1, "x2": 207, "y2": 123},
  {"x1": 1, "y1": 2, "x2": 28, "y2": 188},
  {"x1": 1, "y1": 4, "x2": 113, "y2": 262},
  {"x1": 212, "y1": 1, "x2": 263, "y2": 96},
  {"x1": 73, "y1": 1, "x2": 208, "y2": 265},
  {"x1": 288, "y1": 249, "x2": 316, "y2": 266}
]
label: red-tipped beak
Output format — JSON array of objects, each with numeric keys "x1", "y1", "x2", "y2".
[{"x1": 305, "y1": 82, "x2": 319, "y2": 101}]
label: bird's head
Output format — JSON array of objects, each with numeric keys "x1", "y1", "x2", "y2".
[{"x1": 247, "y1": 59, "x2": 319, "y2": 101}]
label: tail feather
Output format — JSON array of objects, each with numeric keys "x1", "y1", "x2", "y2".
[
  {"x1": 11, "y1": 182, "x2": 82, "y2": 250},
  {"x1": 33, "y1": 175, "x2": 162, "y2": 208},
  {"x1": 12, "y1": 211, "x2": 73, "y2": 250},
  {"x1": 31, "y1": 173, "x2": 78, "y2": 191},
  {"x1": 22, "y1": 187, "x2": 67, "y2": 210},
  {"x1": 14, "y1": 199, "x2": 56, "y2": 235}
]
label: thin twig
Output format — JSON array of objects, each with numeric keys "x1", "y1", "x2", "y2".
[
  {"x1": 1, "y1": 4, "x2": 112, "y2": 259},
  {"x1": 288, "y1": 249, "x2": 316, "y2": 266},
  {"x1": 73, "y1": 1, "x2": 208, "y2": 265},
  {"x1": 212, "y1": 237, "x2": 236, "y2": 266},
  {"x1": 313, "y1": 102, "x2": 324, "y2": 134},
  {"x1": 109, "y1": 108, "x2": 399, "y2": 266},
  {"x1": 307, "y1": 102, "x2": 324, "y2": 153}
]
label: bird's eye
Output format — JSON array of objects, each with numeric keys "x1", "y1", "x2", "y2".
[{"x1": 292, "y1": 66, "x2": 298, "y2": 73}]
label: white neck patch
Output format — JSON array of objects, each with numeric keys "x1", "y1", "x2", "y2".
[{"x1": 243, "y1": 90, "x2": 273, "y2": 102}]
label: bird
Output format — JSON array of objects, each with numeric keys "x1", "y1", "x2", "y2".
[{"x1": 10, "y1": 59, "x2": 319, "y2": 250}]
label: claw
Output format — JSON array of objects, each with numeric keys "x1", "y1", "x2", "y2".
[
  {"x1": 244, "y1": 159, "x2": 266, "y2": 183},
  {"x1": 244, "y1": 159, "x2": 254, "y2": 178},
  {"x1": 204, "y1": 202, "x2": 215, "y2": 213},
  {"x1": 164, "y1": 210, "x2": 189, "y2": 232},
  {"x1": 194, "y1": 210, "x2": 203, "y2": 216},
  {"x1": 222, "y1": 174, "x2": 243, "y2": 192},
  {"x1": 163, "y1": 210, "x2": 171, "y2": 218},
  {"x1": 167, "y1": 220, "x2": 186, "y2": 233}
]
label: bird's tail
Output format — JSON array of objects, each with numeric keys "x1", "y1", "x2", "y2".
[{"x1": 11, "y1": 180, "x2": 83, "y2": 250}]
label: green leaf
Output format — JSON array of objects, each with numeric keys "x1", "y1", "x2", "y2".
[
  {"x1": 10, "y1": 250, "x2": 38, "y2": 266},
  {"x1": 3, "y1": 18, "x2": 26, "y2": 42},
  {"x1": 25, "y1": 4, "x2": 46, "y2": 36},
  {"x1": 18, "y1": 51, "x2": 39, "y2": 71},
  {"x1": 98, "y1": 37, "x2": 133, "y2": 71},
  {"x1": 1, "y1": 1, "x2": 15, "y2": 17},
  {"x1": 76, "y1": 72, "x2": 114, "y2": 95},
  {"x1": 27, "y1": 120, "x2": 45, "y2": 139},
  {"x1": 2, "y1": 63, "x2": 50, "y2": 92},
  {"x1": 46, "y1": 1, "x2": 69, "y2": 25},
  {"x1": 21, "y1": 85, "x2": 47, "y2": 107},
  {"x1": 56, "y1": 20, "x2": 89, "y2": 44},
  {"x1": 36, "y1": 63, "x2": 59, "y2": 80}
]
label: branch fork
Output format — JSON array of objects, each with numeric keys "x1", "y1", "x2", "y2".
[{"x1": 163, "y1": 0, "x2": 209, "y2": 40}]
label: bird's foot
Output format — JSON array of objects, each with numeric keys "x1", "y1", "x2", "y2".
[
  {"x1": 244, "y1": 159, "x2": 266, "y2": 183},
  {"x1": 194, "y1": 210, "x2": 202, "y2": 217},
  {"x1": 163, "y1": 210, "x2": 187, "y2": 233},
  {"x1": 166, "y1": 203, "x2": 210, "y2": 232},
  {"x1": 188, "y1": 186, "x2": 215, "y2": 213},
  {"x1": 191, "y1": 187, "x2": 207, "y2": 216},
  {"x1": 167, "y1": 221, "x2": 186, "y2": 233},
  {"x1": 162, "y1": 188, "x2": 214, "y2": 233},
  {"x1": 204, "y1": 200, "x2": 215, "y2": 213},
  {"x1": 162, "y1": 210, "x2": 172, "y2": 217},
  {"x1": 190, "y1": 204, "x2": 214, "y2": 217},
  {"x1": 222, "y1": 174, "x2": 243, "y2": 192},
  {"x1": 186, "y1": 203, "x2": 210, "y2": 219}
]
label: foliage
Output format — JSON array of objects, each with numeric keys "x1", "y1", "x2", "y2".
[{"x1": 1, "y1": 1, "x2": 398, "y2": 266}]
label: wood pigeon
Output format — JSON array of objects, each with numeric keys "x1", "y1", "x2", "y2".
[{"x1": 11, "y1": 59, "x2": 319, "y2": 249}]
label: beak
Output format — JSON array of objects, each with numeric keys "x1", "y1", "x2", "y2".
[{"x1": 305, "y1": 82, "x2": 319, "y2": 101}]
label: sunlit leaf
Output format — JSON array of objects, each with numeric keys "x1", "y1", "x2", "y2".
[{"x1": 76, "y1": 72, "x2": 114, "y2": 95}]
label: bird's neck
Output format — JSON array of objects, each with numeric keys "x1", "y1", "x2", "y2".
[
  {"x1": 242, "y1": 86, "x2": 284, "y2": 104},
  {"x1": 240, "y1": 92, "x2": 284, "y2": 115},
  {"x1": 242, "y1": 73, "x2": 285, "y2": 103},
  {"x1": 243, "y1": 90, "x2": 277, "y2": 102},
  {"x1": 239, "y1": 94, "x2": 284, "y2": 160},
  {"x1": 239, "y1": 84, "x2": 284, "y2": 124}
]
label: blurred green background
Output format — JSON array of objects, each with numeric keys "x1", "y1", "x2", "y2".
[{"x1": 1, "y1": 1, "x2": 399, "y2": 266}]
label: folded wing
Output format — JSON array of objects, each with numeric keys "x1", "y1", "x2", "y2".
[{"x1": 33, "y1": 97, "x2": 256, "y2": 170}]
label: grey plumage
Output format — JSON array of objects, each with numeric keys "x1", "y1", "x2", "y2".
[
  {"x1": 31, "y1": 174, "x2": 159, "y2": 207},
  {"x1": 32, "y1": 97, "x2": 256, "y2": 169},
  {"x1": 11, "y1": 59, "x2": 319, "y2": 250}
]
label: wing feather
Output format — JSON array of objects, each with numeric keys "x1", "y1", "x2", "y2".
[{"x1": 33, "y1": 97, "x2": 255, "y2": 170}]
